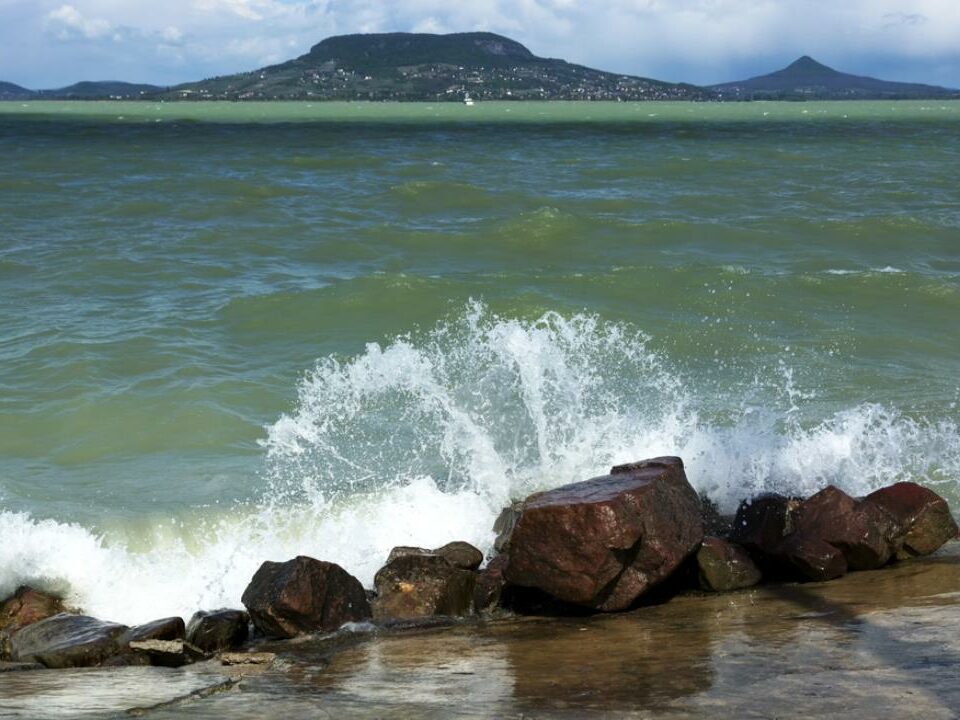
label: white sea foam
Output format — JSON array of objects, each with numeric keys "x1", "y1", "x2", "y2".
[{"x1": 1, "y1": 303, "x2": 957, "y2": 623}]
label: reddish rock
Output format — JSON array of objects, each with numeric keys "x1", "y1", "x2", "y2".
[
  {"x1": 186, "y1": 609, "x2": 248, "y2": 653},
  {"x1": 473, "y1": 555, "x2": 510, "y2": 612},
  {"x1": 778, "y1": 533, "x2": 848, "y2": 581},
  {"x1": 372, "y1": 554, "x2": 477, "y2": 621},
  {"x1": 696, "y1": 537, "x2": 762, "y2": 592},
  {"x1": 241, "y1": 556, "x2": 371, "y2": 639},
  {"x1": 0, "y1": 586, "x2": 68, "y2": 660},
  {"x1": 503, "y1": 457, "x2": 703, "y2": 611},
  {"x1": 729, "y1": 493, "x2": 801, "y2": 557},
  {"x1": 792, "y1": 486, "x2": 899, "y2": 571},
  {"x1": 385, "y1": 541, "x2": 484, "y2": 572},
  {"x1": 864, "y1": 482, "x2": 959, "y2": 558}
]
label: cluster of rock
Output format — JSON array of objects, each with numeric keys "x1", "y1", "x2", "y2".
[{"x1": 2, "y1": 456, "x2": 957, "y2": 671}]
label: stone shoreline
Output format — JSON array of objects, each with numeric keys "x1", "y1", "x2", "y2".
[{"x1": 2, "y1": 455, "x2": 958, "y2": 716}]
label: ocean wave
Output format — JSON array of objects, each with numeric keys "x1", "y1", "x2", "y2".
[{"x1": 1, "y1": 303, "x2": 957, "y2": 623}]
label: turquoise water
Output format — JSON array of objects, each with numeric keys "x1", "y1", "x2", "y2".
[{"x1": 1, "y1": 101, "x2": 958, "y2": 622}]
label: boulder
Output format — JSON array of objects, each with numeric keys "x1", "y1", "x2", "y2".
[
  {"x1": 10, "y1": 613, "x2": 128, "y2": 668},
  {"x1": 729, "y1": 493, "x2": 801, "y2": 557},
  {"x1": 792, "y1": 486, "x2": 899, "y2": 571},
  {"x1": 777, "y1": 533, "x2": 847, "y2": 582},
  {"x1": 186, "y1": 609, "x2": 249, "y2": 653},
  {"x1": 696, "y1": 537, "x2": 762, "y2": 592},
  {"x1": 125, "y1": 616, "x2": 185, "y2": 643},
  {"x1": 0, "y1": 586, "x2": 68, "y2": 660},
  {"x1": 242, "y1": 556, "x2": 371, "y2": 639},
  {"x1": 473, "y1": 554, "x2": 509, "y2": 612},
  {"x1": 372, "y1": 554, "x2": 476, "y2": 621},
  {"x1": 864, "y1": 482, "x2": 959, "y2": 558},
  {"x1": 385, "y1": 541, "x2": 484, "y2": 572},
  {"x1": 128, "y1": 638, "x2": 204, "y2": 668},
  {"x1": 503, "y1": 457, "x2": 703, "y2": 611}
]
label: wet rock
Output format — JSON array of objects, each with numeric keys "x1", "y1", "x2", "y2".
[
  {"x1": 729, "y1": 493, "x2": 801, "y2": 557},
  {"x1": 473, "y1": 555, "x2": 510, "y2": 612},
  {"x1": 386, "y1": 541, "x2": 484, "y2": 571},
  {"x1": 242, "y1": 556, "x2": 371, "y2": 639},
  {"x1": 696, "y1": 537, "x2": 762, "y2": 592},
  {"x1": 372, "y1": 554, "x2": 477, "y2": 621},
  {"x1": 186, "y1": 609, "x2": 249, "y2": 653},
  {"x1": 792, "y1": 486, "x2": 899, "y2": 570},
  {"x1": 219, "y1": 651, "x2": 276, "y2": 666},
  {"x1": 128, "y1": 638, "x2": 204, "y2": 667},
  {"x1": 0, "y1": 660, "x2": 44, "y2": 672},
  {"x1": 864, "y1": 482, "x2": 959, "y2": 558},
  {"x1": 435, "y1": 541, "x2": 484, "y2": 571},
  {"x1": 10, "y1": 613, "x2": 129, "y2": 668},
  {"x1": 700, "y1": 494, "x2": 733, "y2": 538},
  {"x1": 0, "y1": 586, "x2": 68, "y2": 660},
  {"x1": 504, "y1": 457, "x2": 703, "y2": 611},
  {"x1": 778, "y1": 533, "x2": 848, "y2": 581},
  {"x1": 125, "y1": 616, "x2": 185, "y2": 643}
]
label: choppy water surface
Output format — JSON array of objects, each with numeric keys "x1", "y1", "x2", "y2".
[{"x1": 0, "y1": 101, "x2": 958, "y2": 622}]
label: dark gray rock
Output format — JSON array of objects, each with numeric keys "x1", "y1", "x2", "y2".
[
  {"x1": 186, "y1": 609, "x2": 248, "y2": 653},
  {"x1": 473, "y1": 554, "x2": 509, "y2": 612},
  {"x1": 696, "y1": 537, "x2": 762, "y2": 592},
  {"x1": 124, "y1": 616, "x2": 185, "y2": 643},
  {"x1": 10, "y1": 614, "x2": 129, "y2": 668}
]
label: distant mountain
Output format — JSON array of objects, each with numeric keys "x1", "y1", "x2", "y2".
[
  {"x1": 712, "y1": 56, "x2": 959, "y2": 100},
  {"x1": 164, "y1": 31, "x2": 711, "y2": 101},
  {"x1": 40, "y1": 81, "x2": 163, "y2": 99},
  {"x1": 0, "y1": 81, "x2": 35, "y2": 100}
]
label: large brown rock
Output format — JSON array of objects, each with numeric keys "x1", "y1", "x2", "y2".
[
  {"x1": 792, "y1": 486, "x2": 899, "y2": 571},
  {"x1": 241, "y1": 556, "x2": 371, "y2": 639},
  {"x1": 503, "y1": 457, "x2": 703, "y2": 611},
  {"x1": 864, "y1": 482, "x2": 959, "y2": 558},
  {"x1": 372, "y1": 554, "x2": 477, "y2": 621},
  {"x1": 10, "y1": 614, "x2": 128, "y2": 668},
  {"x1": 696, "y1": 537, "x2": 762, "y2": 592},
  {"x1": 777, "y1": 533, "x2": 848, "y2": 581},
  {"x1": 186, "y1": 609, "x2": 248, "y2": 653},
  {"x1": 0, "y1": 586, "x2": 68, "y2": 660}
]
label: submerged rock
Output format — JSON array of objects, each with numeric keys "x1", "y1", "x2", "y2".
[
  {"x1": 865, "y1": 482, "x2": 959, "y2": 558},
  {"x1": 504, "y1": 457, "x2": 703, "y2": 611},
  {"x1": 186, "y1": 609, "x2": 249, "y2": 653},
  {"x1": 242, "y1": 555, "x2": 371, "y2": 639},
  {"x1": 696, "y1": 537, "x2": 762, "y2": 592},
  {"x1": 373, "y1": 553, "x2": 477, "y2": 621},
  {"x1": 10, "y1": 613, "x2": 129, "y2": 668}
]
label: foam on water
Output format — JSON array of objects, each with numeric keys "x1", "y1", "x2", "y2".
[{"x1": 1, "y1": 303, "x2": 957, "y2": 623}]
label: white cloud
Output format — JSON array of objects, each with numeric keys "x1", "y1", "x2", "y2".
[{"x1": 46, "y1": 3, "x2": 112, "y2": 39}]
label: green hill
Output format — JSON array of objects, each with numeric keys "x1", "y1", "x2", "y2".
[
  {"x1": 165, "y1": 32, "x2": 711, "y2": 101},
  {"x1": 712, "y1": 56, "x2": 959, "y2": 100},
  {"x1": 41, "y1": 81, "x2": 163, "y2": 99}
]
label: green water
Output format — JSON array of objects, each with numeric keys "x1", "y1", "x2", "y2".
[{"x1": 0, "y1": 101, "x2": 958, "y2": 622}]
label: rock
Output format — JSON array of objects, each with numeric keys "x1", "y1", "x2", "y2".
[
  {"x1": 792, "y1": 486, "x2": 899, "y2": 571},
  {"x1": 700, "y1": 494, "x2": 733, "y2": 538},
  {"x1": 219, "y1": 651, "x2": 275, "y2": 666},
  {"x1": 729, "y1": 493, "x2": 801, "y2": 557},
  {"x1": 504, "y1": 456, "x2": 703, "y2": 611},
  {"x1": 434, "y1": 541, "x2": 484, "y2": 571},
  {"x1": 0, "y1": 586, "x2": 68, "y2": 660},
  {"x1": 186, "y1": 609, "x2": 249, "y2": 653},
  {"x1": 0, "y1": 661, "x2": 44, "y2": 672},
  {"x1": 241, "y1": 556, "x2": 371, "y2": 639},
  {"x1": 10, "y1": 613, "x2": 129, "y2": 668},
  {"x1": 864, "y1": 482, "x2": 959, "y2": 558},
  {"x1": 696, "y1": 537, "x2": 762, "y2": 592},
  {"x1": 128, "y1": 639, "x2": 203, "y2": 667},
  {"x1": 473, "y1": 554, "x2": 509, "y2": 612},
  {"x1": 386, "y1": 541, "x2": 484, "y2": 572},
  {"x1": 778, "y1": 533, "x2": 848, "y2": 581},
  {"x1": 372, "y1": 554, "x2": 477, "y2": 621},
  {"x1": 125, "y1": 616, "x2": 185, "y2": 643}
]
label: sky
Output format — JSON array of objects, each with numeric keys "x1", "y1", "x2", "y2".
[{"x1": 1, "y1": 0, "x2": 959, "y2": 89}]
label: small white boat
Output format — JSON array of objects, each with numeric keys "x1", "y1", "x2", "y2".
[{"x1": 463, "y1": 94, "x2": 475, "y2": 106}]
